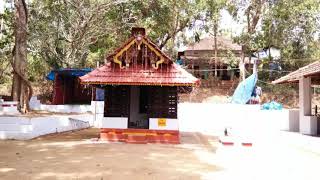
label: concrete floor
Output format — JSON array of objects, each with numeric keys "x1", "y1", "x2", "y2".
[{"x1": 1, "y1": 128, "x2": 320, "y2": 180}]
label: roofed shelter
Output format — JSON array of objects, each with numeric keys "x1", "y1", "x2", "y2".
[
  {"x1": 272, "y1": 61, "x2": 320, "y2": 135},
  {"x1": 47, "y1": 68, "x2": 92, "y2": 105},
  {"x1": 80, "y1": 27, "x2": 199, "y2": 143}
]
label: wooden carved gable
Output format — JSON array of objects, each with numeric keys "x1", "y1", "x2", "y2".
[{"x1": 107, "y1": 32, "x2": 171, "y2": 70}]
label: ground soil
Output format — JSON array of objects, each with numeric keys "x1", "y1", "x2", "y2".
[{"x1": 0, "y1": 128, "x2": 220, "y2": 180}]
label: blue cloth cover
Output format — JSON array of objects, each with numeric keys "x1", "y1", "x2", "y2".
[
  {"x1": 262, "y1": 101, "x2": 283, "y2": 110},
  {"x1": 46, "y1": 68, "x2": 92, "y2": 81},
  {"x1": 231, "y1": 73, "x2": 257, "y2": 104}
]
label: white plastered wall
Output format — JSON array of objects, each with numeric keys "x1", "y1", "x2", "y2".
[
  {"x1": 29, "y1": 96, "x2": 92, "y2": 113},
  {"x1": 101, "y1": 117, "x2": 128, "y2": 129},
  {"x1": 149, "y1": 118, "x2": 179, "y2": 130}
]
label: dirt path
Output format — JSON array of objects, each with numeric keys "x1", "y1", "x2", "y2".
[{"x1": 0, "y1": 128, "x2": 220, "y2": 180}]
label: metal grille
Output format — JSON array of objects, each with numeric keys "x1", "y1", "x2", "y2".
[
  {"x1": 148, "y1": 87, "x2": 177, "y2": 118},
  {"x1": 104, "y1": 86, "x2": 130, "y2": 117}
]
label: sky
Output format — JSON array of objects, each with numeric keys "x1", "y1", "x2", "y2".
[
  {"x1": 0, "y1": 0, "x2": 13, "y2": 14},
  {"x1": 0, "y1": 1, "x2": 4, "y2": 14},
  {"x1": 219, "y1": 9, "x2": 245, "y2": 36}
]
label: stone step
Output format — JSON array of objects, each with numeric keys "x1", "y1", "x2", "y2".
[
  {"x1": 125, "y1": 134, "x2": 148, "y2": 144},
  {"x1": 100, "y1": 129, "x2": 180, "y2": 144}
]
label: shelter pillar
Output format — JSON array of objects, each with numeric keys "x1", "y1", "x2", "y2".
[{"x1": 299, "y1": 77, "x2": 317, "y2": 135}]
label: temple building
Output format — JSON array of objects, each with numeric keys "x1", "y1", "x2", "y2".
[{"x1": 80, "y1": 28, "x2": 199, "y2": 143}]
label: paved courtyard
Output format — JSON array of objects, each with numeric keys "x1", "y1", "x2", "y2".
[{"x1": 0, "y1": 128, "x2": 320, "y2": 180}]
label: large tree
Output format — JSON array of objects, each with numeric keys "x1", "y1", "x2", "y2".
[
  {"x1": 232, "y1": 0, "x2": 320, "y2": 80},
  {"x1": 28, "y1": 0, "x2": 127, "y2": 69},
  {"x1": 27, "y1": 0, "x2": 202, "y2": 70},
  {"x1": 232, "y1": 0, "x2": 268, "y2": 80},
  {"x1": 12, "y1": 0, "x2": 33, "y2": 113},
  {"x1": 203, "y1": 0, "x2": 230, "y2": 77},
  {"x1": 260, "y1": 0, "x2": 320, "y2": 69}
]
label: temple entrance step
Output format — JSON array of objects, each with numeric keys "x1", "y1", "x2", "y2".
[
  {"x1": 125, "y1": 134, "x2": 148, "y2": 144},
  {"x1": 99, "y1": 128, "x2": 180, "y2": 144}
]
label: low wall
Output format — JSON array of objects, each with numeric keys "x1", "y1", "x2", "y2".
[
  {"x1": 0, "y1": 114, "x2": 93, "y2": 140},
  {"x1": 0, "y1": 102, "x2": 301, "y2": 140},
  {"x1": 178, "y1": 103, "x2": 299, "y2": 136},
  {"x1": 29, "y1": 96, "x2": 93, "y2": 113},
  {"x1": 36, "y1": 104, "x2": 92, "y2": 113}
]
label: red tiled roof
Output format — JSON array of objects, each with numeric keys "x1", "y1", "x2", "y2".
[
  {"x1": 272, "y1": 61, "x2": 320, "y2": 84},
  {"x1": 80, "y1": 63, "x2": 200, "y2": 86}
]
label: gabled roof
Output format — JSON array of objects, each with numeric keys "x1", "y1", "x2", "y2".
[
  {"x1": 80, "y1": 27, "x2": 199, "y2": 87},
  {"x1": 185, "y1": 36, "x2": 241, "y2": 51},
  {"x1": 272, "y1": 60, "x2": 320, "y2": 84}
]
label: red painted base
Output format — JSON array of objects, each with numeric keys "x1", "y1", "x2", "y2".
[{"x1": 100, "y1": 128, "x2": 180, "y2": 144}]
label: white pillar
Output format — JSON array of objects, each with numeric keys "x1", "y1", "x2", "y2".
[
  {"x1": 299, "y1": 77, "x2": 317, "y2": 135},
  {"x1": 0, "y1": 99, "x2": 3, "y2": 114},
  {"x1": 299, "y1": 77, "x2": 312, "y2": 116},
  {"x1": 91, "y1": 101, "x2": 105, "y2": 128}
]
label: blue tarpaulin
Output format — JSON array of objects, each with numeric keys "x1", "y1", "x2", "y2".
[
  {"x1": 231, "y1": 73, "x2": 257, "y2": 104},
  {"x1": 262, "y1": 101, "x2": 283, "y2": 110},
  {"x1": 46, "y1": 68, "x2": 92, "y2": 81}
]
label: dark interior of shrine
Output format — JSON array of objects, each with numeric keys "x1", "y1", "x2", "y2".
[
  {"x1": 53, "y1": 74, "x2": 91, "y2": 105},
  {"x1": 104, "y1": 85, "x2": 178, "y2": 129}
]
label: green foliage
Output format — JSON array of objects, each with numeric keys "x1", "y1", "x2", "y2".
[
  {"x1": 225, "y1": 50, "x2": 238, "y2": 68},
  {"x1": 230, "y1": 0, "x2": 320, "y2": 81},
  {"x1": 0, "y1": 9, "x2": 14, "y2": 85}
]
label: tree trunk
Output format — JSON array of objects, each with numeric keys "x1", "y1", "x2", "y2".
[
  {"x1": 240, "y1": 45, "x2": 246, "y2": 81},
  {"x1": 12, "y1": 71, "x2": 21, "y2": 101},
  {"x1": 240, "y1": 0, "x2": 266, "y2": 81},
  {"x1": 12, "y1": 0, "x2": 32, "y2": 113},
  {"x1": 214, "y1": 20, "x2": 218, "y2": 77}
]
